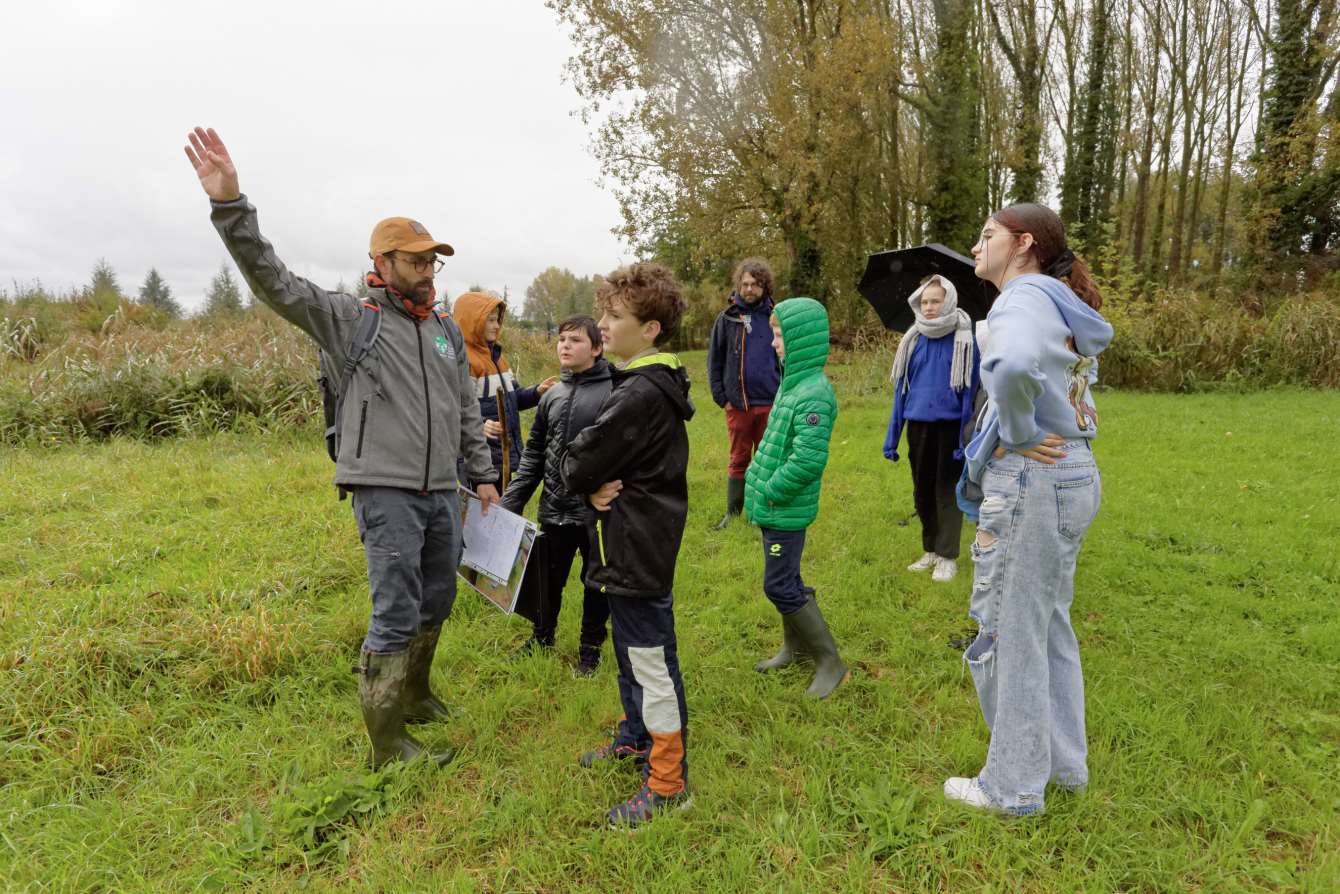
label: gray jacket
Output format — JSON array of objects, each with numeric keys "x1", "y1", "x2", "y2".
[{"x1": 210, "y1": 196, "x2": 494, "y2": 491}]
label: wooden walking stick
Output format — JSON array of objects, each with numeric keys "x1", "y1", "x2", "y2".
[{"x1": 496, "y1": 391, "x2": 510, "y2": 491}]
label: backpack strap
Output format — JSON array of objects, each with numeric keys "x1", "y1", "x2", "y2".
[{"x1": 330, "y1": 302, "x2": 382, "y2": 497}]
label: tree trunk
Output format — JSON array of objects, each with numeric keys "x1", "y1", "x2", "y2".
[
  {"x1": 1146, "y1": 39, "x2": 1181, "y2": 286},
  {"x1": 1129, "y1": 0, "x2": 1164, "y2": 275}
]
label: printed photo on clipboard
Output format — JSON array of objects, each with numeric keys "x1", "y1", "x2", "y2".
[{"x1": 456, "y1": 487, "x2": 539, "y2": 615}]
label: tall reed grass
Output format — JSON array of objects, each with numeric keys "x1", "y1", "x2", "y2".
[{"x1": 3, "y1": 287, "x2": 1336, "y2": 445}]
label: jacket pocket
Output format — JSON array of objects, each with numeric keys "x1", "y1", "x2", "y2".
[
  {"x1": 355, "y1": 399, "x2": 370, "y2": 459},
  {"x1": 1055, "y1": 474, "x2": 1099, "y2": 541}
]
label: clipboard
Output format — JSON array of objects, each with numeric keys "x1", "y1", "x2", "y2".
[{"x1": 456, "y1": 487, "x2": 541, "y2": 619}]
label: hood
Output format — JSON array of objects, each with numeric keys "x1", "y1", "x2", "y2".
[
  {"x1": 1009, "y1": 274, "x2": 1113, "y2": 357},
  {"x1": 560, "y1": 355, "x2": 613, "y2": 384},
  {"x1": 622, "y1": 353, "x2": 695, "y2": 421},
  {"x1": 774, "y1": 297, "x2": 829, "y2": 384},
  {"x1": 453, "y1": 290, "x2": 504, "y2": 348},
  {"x1": 905, "y1": 274, "x2": 960, "y2": 323}
]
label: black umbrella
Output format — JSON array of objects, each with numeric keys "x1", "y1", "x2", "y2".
[{"x1": 857, "y1": 243, "x2": 997, "y2": 331}]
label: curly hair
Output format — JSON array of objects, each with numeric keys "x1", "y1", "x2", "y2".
[
  {"x1": 594, "y1": 262, "x2": 686, "y2": 346},
  {"x1": 732, "y1": 257, "x2": 774, "y2": 300}
]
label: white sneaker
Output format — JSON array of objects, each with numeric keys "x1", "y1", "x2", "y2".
[
  {"x1": 932, "y1": 558, "x2": 958, "y2": 582},
  {"x1": 907, "y1": 552, "x2": 938, "y2": 572},
  {"x1": 944, "y1": 776, "x2": 995, "y2": 810}
]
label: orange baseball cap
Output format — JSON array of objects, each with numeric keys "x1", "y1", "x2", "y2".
[{"x1": 368, "y1": 217, "x2": 455, "y2": 258}]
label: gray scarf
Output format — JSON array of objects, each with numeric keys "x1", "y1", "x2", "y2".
[{"x1": 889, "y1": 274, "x2": 974, "y2": 394}]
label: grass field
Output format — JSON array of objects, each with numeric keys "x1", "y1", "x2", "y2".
[{"x1": 2, "y1": 350, "x2": 1338, "y2": 892}]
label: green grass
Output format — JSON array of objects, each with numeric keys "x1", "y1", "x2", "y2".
[{"x1": 2, "y1": 350, "x2": 1338, "y2": 892}]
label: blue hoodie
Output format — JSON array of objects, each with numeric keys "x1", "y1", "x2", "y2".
[{"x1": 963, "y1": 273, "x2": 1114, "y2": 485}]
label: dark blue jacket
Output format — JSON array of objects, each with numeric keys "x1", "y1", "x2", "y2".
[
  {"x1": 473, "y1": 342, "x2": 541, "y2": 482},
  {"x1": 883, "y1": 333, "x2": 979, "y2": 462},
  {"x1": 707, "y1": 293, "x2": 782, "y2": 410}
]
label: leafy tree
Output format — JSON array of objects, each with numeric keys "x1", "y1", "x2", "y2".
[
  {"x1": 913, "y1": 0, "x2": 989, "y2": 252},
  {"x1": 523, "y1": 267, "x2": 580, "y2": 332},
  {"x1": 1244, "y1": 0, "x2": 1340, "y2": 283},
  {"x1": 137, "y1": 268, "x2": 182, "y2": 319}
]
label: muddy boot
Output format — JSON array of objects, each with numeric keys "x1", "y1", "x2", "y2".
[
  {"x1": 357, "y1": 649, "x2": 454, "y2": 769},
  {"x1": 789, "y1": 598, "x2": 849, "y2": 699},
  {"x1": 755, "y1": 610, "x2": 804, "y2": 672},
  {"x1": 403, "y1": 624, "x2": 451, "y2": 724},
  {"x1": 711, "y1": 478, "x2": 746, "y2": 530}
]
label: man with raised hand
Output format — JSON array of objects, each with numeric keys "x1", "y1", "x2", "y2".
[{"x1": 184, "y1": 126, "x2": 498, "y2": 770}]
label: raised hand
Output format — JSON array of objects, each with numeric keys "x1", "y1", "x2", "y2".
[{"x1": 184, "y1": 127, "x2": 241, "y2": 201}]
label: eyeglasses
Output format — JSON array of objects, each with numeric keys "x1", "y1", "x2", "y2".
[
  {"x1": 392, "y1": 253, "x2": 445, "y2": 274},
  {"x1": 974, "y1": 228, "x2": 1019, "y2": 249}
]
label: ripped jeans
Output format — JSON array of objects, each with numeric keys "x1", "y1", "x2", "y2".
[{"x1": 964, "y1": 441, "x2": 1100, "y2": 814}]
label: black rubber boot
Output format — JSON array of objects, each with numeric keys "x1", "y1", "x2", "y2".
[
  {"x1": 358, "y1": 649, "x2": 454, "y2": 769},
  {"x1": 788, "y1": 598, "x2": 849, "y2": 699},
  {"x1": 711, "y1": 478, "x2": 746, "y2": 530},
  {"x1": 403, "y1": 624, "x2": 451, "y2": 724}
]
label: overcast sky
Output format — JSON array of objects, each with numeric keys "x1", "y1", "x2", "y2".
[{"x1": 0, "y1": 0, "x2": 628, "y2": 313}]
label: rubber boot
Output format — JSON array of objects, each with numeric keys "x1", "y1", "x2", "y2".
[
  {"x1": 358, "y1": 649, "x2": 454, "y2": 769},
  {"x1": 711, "y1": 478, "x2": 746, "y2": 530},
  {"x1": 755, "y1": 611, "x2": 802, "y2": 672},
  {"x1": 403, "y1": 624, "x2": 451, "y2": 724},
  {"x1": 788, "y1": 598, "x2": 849, "y2": 699},
  {"x1": 755, "y1": 587, "x2": 815, "y2": 672}
]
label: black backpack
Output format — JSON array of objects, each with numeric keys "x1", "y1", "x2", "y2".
[{"x1": 318, "y1": 301, "x2": 383, "y2": 465}]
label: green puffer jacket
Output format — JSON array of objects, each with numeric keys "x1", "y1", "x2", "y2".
[{"x1": 745, "y1": 297, "x2": 836, "y2": 530}]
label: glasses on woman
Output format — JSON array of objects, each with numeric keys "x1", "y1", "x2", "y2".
[
  {"x1": 393, "y1": 254, "x2": 446, "y2": 274},
  {"x1": 974, "y1": 227, "x2": 1018, "y2": 250}
]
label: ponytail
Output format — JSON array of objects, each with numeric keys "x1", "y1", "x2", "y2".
[{"x1": 1044, "y1": 250, "x2": 1103, "y2": 311}]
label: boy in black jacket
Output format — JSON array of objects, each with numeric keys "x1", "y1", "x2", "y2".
[
  {"x1": 501, "y1": 315, "x2": 614, "y2": 673},
  {"x1": 561, "y1": 263, "x2": 695, "y2": 828}
]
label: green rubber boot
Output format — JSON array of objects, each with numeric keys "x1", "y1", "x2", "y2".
[
  {"x1": 755, "y1": 587, "x2": 815, "y2": 672},
  {"x1": 711, "y1": 478, "x2": 746, "y2": 530},
  {"x1": 358, "y1": 649, "x2": 454, "y2": 769},
  {"x1": 788, "y1": 598, "x2": 849, "y2": 699},
  {"x1": 755, "y1": 610, "x2": 803, "y2": 672},
  {"x1": 403, "y1": 624, "x2": 451, "y2": 724}
]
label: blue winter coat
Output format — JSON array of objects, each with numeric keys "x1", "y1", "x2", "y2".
[{"x1": 707, "y1": 293, "x2": 782, "y2": 410}]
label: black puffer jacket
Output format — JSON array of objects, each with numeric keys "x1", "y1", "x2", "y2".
[
  {"x1": 501, "y1": 357, "x2": 614, "y2": 525},
  {"x1": 561, "y1": 354, "x2": 695, "y2": 598}
]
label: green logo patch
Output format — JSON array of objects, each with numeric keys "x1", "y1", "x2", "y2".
[
  {"x1": 769, "y1": 543, "x2": 782, "y2": 556},
  {"x1": 434, "y1": 335, "x2": 449, "y2": 358}
]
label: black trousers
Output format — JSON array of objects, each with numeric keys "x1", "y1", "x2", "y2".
[
  {"x1": 906, "y1": 419, "x2": 966, "y2": 560},
  {"x1": 534, "y1": 522, "x2": 611, "y2": 649}
]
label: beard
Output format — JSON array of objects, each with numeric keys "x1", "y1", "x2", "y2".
[{"x1": 391, "y1": 271, "x2": 434, "y2": 304}]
